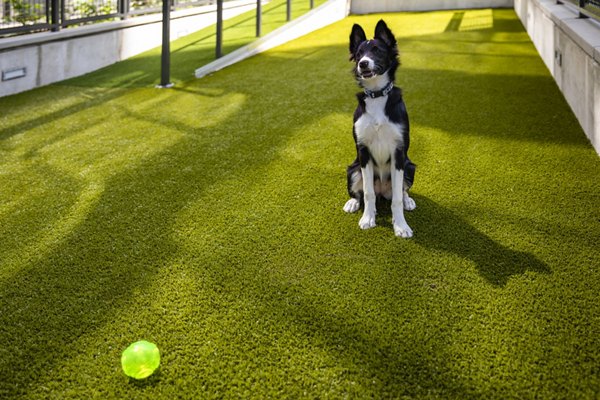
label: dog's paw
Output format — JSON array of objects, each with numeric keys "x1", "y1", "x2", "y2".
[
  {"x1": 393, "y1": 222, "x2": 413, "y2": 238},
  {"x1": 359, "y1": 213, "x2": 376, "y2": 230},
  {"x1": 403, "y1": 195, "x2": 416, "y2": 211},
  {"x1": 343, "y1": 198, "x2": 361, "y2": 213}
]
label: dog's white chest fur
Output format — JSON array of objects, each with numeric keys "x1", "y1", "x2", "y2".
[{"x1": 355, "y1": 96, "x2": 404, "y2": 169}]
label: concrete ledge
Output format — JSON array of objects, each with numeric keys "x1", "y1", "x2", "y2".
[
  {"x1": 559, "y1": 17, "x2": 600, "y2": 63},
  {"x1": 195, "y1": 0, "x2": 350, "y2": 78},
  {"x1": 541, "y1": 0, "x2": 576, "y2": 24},
  {"x1": 517, "y1": 0, "x2": 600, "y2": 154},
  {"x1": 351, "y1": 0, "x2": 513, "y2": 13},
  {"x1": 536, "y1": 0, "x2": 600, "y2": 61}
]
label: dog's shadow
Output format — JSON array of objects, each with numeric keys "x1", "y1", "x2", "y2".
[{"x1": 378, "y1": 194, "x2": 551, "y2": 286}]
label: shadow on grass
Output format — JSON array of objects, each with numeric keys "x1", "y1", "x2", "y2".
[
  {"x1": 408, "y1": 195, "x2": 550, "y2": 286},
  {"x1": 221, "y1": 269, "x2": 474, "y2": 397},
  {"x1": 0, "y1": 87, "x2": 130, "y2": 142}
]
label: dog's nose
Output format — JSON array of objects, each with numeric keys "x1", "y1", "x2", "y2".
[{"x1": 359, "y1": 60, "x2": 370, "y2": 70}]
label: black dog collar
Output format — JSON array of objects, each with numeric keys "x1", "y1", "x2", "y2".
[{"x1": 364, "y1": 81, "x2": 394, "y2": 99}]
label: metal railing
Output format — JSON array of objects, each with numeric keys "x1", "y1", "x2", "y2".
[
  {"x1": 561, "y1": 0, "x2": 600, "y2": 20},
  {"x1": 0, "y1": 0, "x2": 217, "y2": 36}
]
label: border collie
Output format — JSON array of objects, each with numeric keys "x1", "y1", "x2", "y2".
[{"x1": 343, "y1": 19, "x2": 416, "y2": 238}]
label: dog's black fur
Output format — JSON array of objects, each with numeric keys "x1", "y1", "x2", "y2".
[{"x1": 344, "y1": 20, "x2": 416, "y2": 237}]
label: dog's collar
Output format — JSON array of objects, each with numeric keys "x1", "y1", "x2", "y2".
[{"x1": 364, "y1": 81, "x2": 394, "y2": 99}]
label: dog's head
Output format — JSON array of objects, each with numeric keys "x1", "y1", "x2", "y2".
[{"x1": 349, "y1": 20, "x2": 399, "y2": 86}]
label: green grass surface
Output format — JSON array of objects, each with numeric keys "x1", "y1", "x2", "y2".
[{"x1": 1, "y1": 7, "x2": 600, "y2": 399}]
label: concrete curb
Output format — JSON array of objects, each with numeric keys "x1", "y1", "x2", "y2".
[{"x1": 195, "y1": 0, "x2": 350, "y2": 78}]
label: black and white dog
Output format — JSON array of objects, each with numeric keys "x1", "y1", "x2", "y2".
[{"x1": 343, "y1": 20, "x2": 416, "y2": 238}]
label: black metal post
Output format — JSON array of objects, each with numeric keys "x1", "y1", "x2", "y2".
[
  {"x1": 216, "y1": 0, "x2": 223, "y2": 58},
  {"x1": 60, "y1": 0, "x2": 65, "y2": 29},
  {"x1": 159, "y1": 0, "x2": 173, "y2": 88},
  {"x1": 256, "y1": 0, "x2": 261, "y2": 37},
  {"x1": 50, "y1": 0, "x2": 60, "y2": 31},
  {"x1": 119, "y1": 0, "x2": 129, "y2": 19},
  {"x1": 310, "y1": 0, "x2": 313, "y2": 9},
  {"x1": 286, "y1": 0, "x2": 291, "y2": 21},
  {"x1": 579, "y1": 0, "x2": 588, "y2": 18}
]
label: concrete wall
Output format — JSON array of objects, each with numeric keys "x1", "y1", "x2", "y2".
[
  {"x1": 351, "y1": 0, "x2": 513, "y2": 13},
  {"x1": 515, "y1": 0, "x2": 600, "y2": 154},
  {"x1": 0, "y1": 0, "x2": 256, "y2": 97}
]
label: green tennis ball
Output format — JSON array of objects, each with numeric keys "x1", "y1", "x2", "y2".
[{"x1": 121, "y1": 340, "x2": 160, "y2": 379}]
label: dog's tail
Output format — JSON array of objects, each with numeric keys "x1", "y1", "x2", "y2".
[{"x1": 403, "y1": 158, "x2": 416, "y2": 190}]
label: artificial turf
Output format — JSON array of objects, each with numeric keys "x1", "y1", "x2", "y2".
[{"x1": 1, "y1": 6, "x2": 599, "y2": 399}]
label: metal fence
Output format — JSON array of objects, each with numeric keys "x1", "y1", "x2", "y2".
[
  {"x1": 3, "y1": 0, "x2": 599, "y2": 38},
  {"x1": 0, "y1": 0, "x2": 217, "y2": 36},
  {"x1": 562, "y1": 0, "x2": 600, "y2": 18}
]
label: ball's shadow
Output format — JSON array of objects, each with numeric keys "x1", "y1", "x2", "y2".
[{"x1": 127, "y1": 369, "x2": 162, "y2": 388}]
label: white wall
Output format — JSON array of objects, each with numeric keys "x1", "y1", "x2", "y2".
[{"x1": 515, "y1": 0, "x2": 600, "y2": 154}]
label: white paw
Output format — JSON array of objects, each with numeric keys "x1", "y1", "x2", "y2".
[
  {"x1": 393, "y1": 222, "x2": 413, "y2": 238},
  {"x1": 403, "y1": 195, "x2": 416, "y2": 211},
  {"x1": 343, "y1": 198, "x2": 361, "y2": 213},
  {"x1": 359, "y1": 213, "x2": 376, "y2": 230}
]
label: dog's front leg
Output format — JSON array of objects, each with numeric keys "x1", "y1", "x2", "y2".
[
  {"x1": 359, "y1": 162, "x2": 377, "y2": 230},
  {"x1": 391, "y1": 158, "x2": 413, "y2": 238}
]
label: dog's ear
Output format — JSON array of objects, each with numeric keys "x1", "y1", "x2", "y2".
[
  {"x1": 349, "y1": 24, "x2": 367, "y2": 61},
  {"x1": 374, "y1": 19, "x2": 397, "y2": 49}
]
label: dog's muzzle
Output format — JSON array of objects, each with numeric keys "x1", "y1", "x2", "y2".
[{"x1": 358, "y1": 58, "x2": 376, "y2": 78}]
